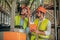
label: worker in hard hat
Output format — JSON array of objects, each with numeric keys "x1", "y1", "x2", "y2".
[
  {"x1": 30, "y1": 6, "x2": 51, "y2": 40},
  {"x1": 14, "y1": 7, "x2": 29, "y2": 31},
  {"x1": 20, "y1": 6, "x2": 30, "y2": 40},
  {"x1": 15, "y1": 6, "x2": 30, "y2": 40}
]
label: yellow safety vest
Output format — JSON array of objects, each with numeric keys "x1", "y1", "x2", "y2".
[
  {"x1": 15, "y1": 15, "x2": 28, "y2": 30},
  {"x1": 34, "y1": 18, "x2": 48, "y2": 31},
  {"x1": 32, "y1": 18, "x2": 49, "y2": 39}
]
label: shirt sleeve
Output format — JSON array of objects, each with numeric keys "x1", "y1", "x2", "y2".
[{"x1": 44, "y1": 21, "x2": 51, "y2": 36}]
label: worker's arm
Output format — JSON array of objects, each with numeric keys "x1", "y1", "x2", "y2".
[
  {"x1": 27, "y1": 8, "x2": 31, "y2": 24},
  {"x1": 36, "y1": 30, "x2": 46, "y2": 35},
  {"x1": 44, "y1": 21, "x2": 51, "y2": 35},
  {"x1": 36, "y1": 21, "x2": 51, "y2": 35}
]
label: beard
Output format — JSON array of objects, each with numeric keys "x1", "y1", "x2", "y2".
[
  {"x1": 36, "y1": 16, "x2": 40, "y2": 18},
  {"x1": 36, "y1": 15, "x2": 43, "y2": 21}
]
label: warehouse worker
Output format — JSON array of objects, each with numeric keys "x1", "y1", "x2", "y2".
[
  {"x1": 14, "y1": 7, "x2": 28, "y2": 31},
  {"x1": 30, "y1": 6, "x2": 51, "y2": 40},
  {"x1": 15, "y1": 6, "x2": 30, "y2": 40},
  {"x1": 21, "y1": 5, "x2": 30, "y2": 40}
]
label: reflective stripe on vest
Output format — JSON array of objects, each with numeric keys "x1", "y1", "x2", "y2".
[{"x1": 15, "y1": 15, "x2": 28, "y2": 30}]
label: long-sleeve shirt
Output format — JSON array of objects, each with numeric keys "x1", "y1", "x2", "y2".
[
  {"x1": 38, "y1": 18, "x2": 51, "y2": 36},
  {"x1": 44, "y1": 20, "x2": 51, "y2": 36}
]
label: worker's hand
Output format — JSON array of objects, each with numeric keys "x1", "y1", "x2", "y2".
[
  {"x1": 27, "y1": 7, "x2": 30, "y2": 14},
  {"x1": 27, "y1": 7, "x2": 31, "y2": 17},
  {"x1": 35, "y1": 30, "x2": 46, "y2": 35},
  {"x1": 30, "y1": 29, "x2": 35, "y2": 33},
  {"x1": 35, "y1": 30, "x2": 39, "y2": 34},
  {"x1": 30, "y1": 30, "x2": 33, "y2": 32},
  {"x1": 27, "y1": 14, "x2": 30, "y2": 17}
]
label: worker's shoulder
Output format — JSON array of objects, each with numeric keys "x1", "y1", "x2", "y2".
[
  {"x1": 14, "y1": 15, "x2": 20, "y2": 20},
  {"x1": 45, "y1": 18, "x2": 51, "y2": 24},
  {"x1": 25, "y1": 17, "x2": 28, "y2": 21},
  {"x1": 15, "y1": 15, "x2": 20, "y2": 16},
  {"x1": 48, "y1": 20, "x2": 51, "y2": 25},
  {"x1": 15, "y1": 15, "x2": 20, "y2": 17},
  {"x1": 34, "y1": 18, "x2": 39, "y2": 20}
]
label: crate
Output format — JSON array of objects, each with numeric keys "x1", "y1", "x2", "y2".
[{"x1": 3, "y1": 32, "x2": 26, "y2": 40}]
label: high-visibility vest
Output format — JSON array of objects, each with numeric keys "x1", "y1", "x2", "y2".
[
  {"x1": 15, "y1": 15, "x2": 28, "y2": 30},
  {"x1": 34, "y1": 18, "x2": 48, "y2": 31},
  {"x1": 32, "y1": 18, "x2": 49, "y2": 39}
]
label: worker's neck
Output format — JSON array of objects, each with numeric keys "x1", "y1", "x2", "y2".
[
  {"x1": 21, "y1": 16, "x2": 25, "y2": 19},
  {"x1": 39, "y1": 18, "x2": 43, "y2": 21},
  {"x1": 39, "y1": 16, "x2": 45, "y2": 21}
]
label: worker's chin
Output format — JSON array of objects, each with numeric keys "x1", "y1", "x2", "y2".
[
  {"x1": 37, "y1": 17, "x2": 40, "y2": 18},
  {"x1": 39, "y1": 18, "x2": 43, "y2": 20},
  {"x1": 36, "y1": 16, "x2": 40, "y2": 18},
  {"x1": 23, "y1": 16, "x2": 25, "y2": 18}
]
